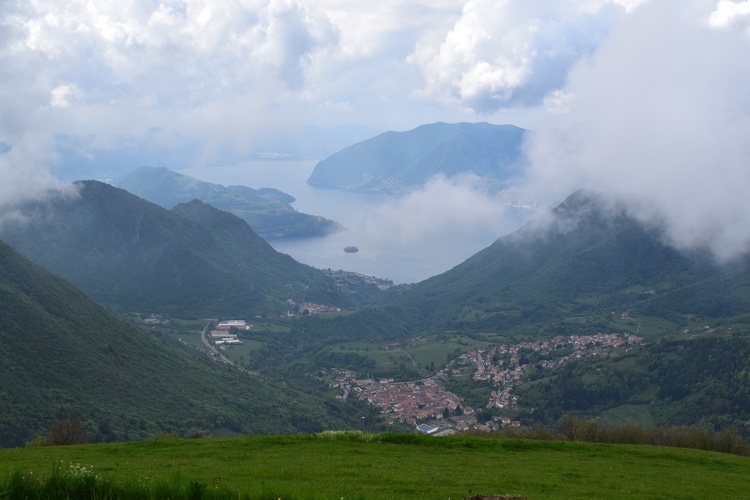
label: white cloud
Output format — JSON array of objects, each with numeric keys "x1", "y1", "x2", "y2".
[
  {"x1": 50, "y1": 84, "x2": 79, "y2": 108},
  {"x1": 0, "y1": 135, "x2": 77, "y2": 227},
  {"x1": 357, "y1": 173, "x2": 515, "y2": 245},
  {"x1": 709, "y1": 0, "x2": 750, "y2": 30},
  {"x1": 409, "y1": 0, "x2": 636, "y2": 112},
  {"x1": 522, "y1": 0, "x2": 750, "y2": 262}
]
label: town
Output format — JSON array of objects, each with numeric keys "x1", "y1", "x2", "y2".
[{"x1": 330, "y1": 332, "x2": 644, "y2": 434}]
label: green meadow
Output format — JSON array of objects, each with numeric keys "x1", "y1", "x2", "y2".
[{"x1": 1, "y1": 432, "x2": 748, "y2": 499}]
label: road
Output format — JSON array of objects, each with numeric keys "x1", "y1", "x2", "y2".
[{"x1": 200, "y1": 322, "x2": 234, "y2": 366}]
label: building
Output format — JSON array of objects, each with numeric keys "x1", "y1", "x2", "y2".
[{"x1": 217, "y1": 320, "x2": 252, "y2": 330}]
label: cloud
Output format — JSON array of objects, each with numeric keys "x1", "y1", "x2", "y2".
[
  {"x1": 709, "y1": 0, "x2": 750, "y2": 30},
  {"x1": 0, "y1": 0, "x2": 338, "y2": 145},
  {"x1": 0, "y1": 137, "x2": 77, "y2": 228},
  {"x1": 0, "y1": 0, "x2": 661, "y2": 182},
  {"x1": 356, "y1": 173, "x2": 517, "y2": 245},
  {"x1": 522, "y1": 0, "x2": 750, "y2": 262},
  {"x1": 409, "y1": 0, "x2": 641, "y2": 112},
  {"x1": 7, "y1": 0, "x2": 747, "y2": 228}
]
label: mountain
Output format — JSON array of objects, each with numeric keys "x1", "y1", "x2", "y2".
[
  {"x1": 116, "y1": 166, "x2": 340, "y2": 239},
  {"x1": 0, "y1": 181, "x2": 377, "y2": 317},
  {"x1": 0, "y1": 239, "x2": 375, "y2": 447},
  {"x1": 354, "y1": 190, "x2": 750, "y2": 431},
  {"x1": 307, "y1": 122, "x2": 527, "y2": 196},
  {"x1": 383, "y1": 189, "x2": 750, "y2": 332}
]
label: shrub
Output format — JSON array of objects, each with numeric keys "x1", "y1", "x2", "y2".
[{"x1": 31, "y1": 419, "x2": 88, "y2": 447}]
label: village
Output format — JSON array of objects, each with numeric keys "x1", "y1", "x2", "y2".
[
  {"x1": 462, "y1": 332, "x2": 645, "y2": 410},
  {"x1": 331, "y1": 331, "x2": 644, "y2": 434}
]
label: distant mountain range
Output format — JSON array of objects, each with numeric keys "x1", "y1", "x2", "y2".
[
  {"x1": 0, "y1": 239, "x2": 374, "y2": 447},
  {"x1": 116, "y1": 166, "x2": 340, "y2": 239},
  {"x1": 0, "y1": 181, "x2": 378, "y2": 317},
  {"x1": 307, "y1": 122, "x2": 527, "y2": 200}
]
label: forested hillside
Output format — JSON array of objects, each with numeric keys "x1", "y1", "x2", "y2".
[
  {"x1": 0, "y1": 239, "x2": 377, "y2": 447},
  {"x1": 517, "y1": 334, "x2": 750, "y2": 434}
]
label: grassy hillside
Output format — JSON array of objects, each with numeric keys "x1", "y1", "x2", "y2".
[
  {"x1": 0, "y1": 240, "x2": 377, "y2": 448},
  {"x1": 1, "y1": 433, "x2": 748, "y2": 499},
  {"x1": 0, "y1": 181, "x2": 377, "y2": 317},
  {"x1": 116, "y1": 166, "x2": 341, "y2": 239},
  {"x1": 307, "y1": 122, "x2": 526, "y2": 193}
]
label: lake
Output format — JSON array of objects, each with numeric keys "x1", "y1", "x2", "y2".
[{"x1": 180, "y1": 161, "x2": 534, "y2": 284}]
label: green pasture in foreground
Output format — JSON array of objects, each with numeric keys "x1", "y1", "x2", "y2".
[{"x1": 1, "y1": 432, "x2": 748, "y2": 499}]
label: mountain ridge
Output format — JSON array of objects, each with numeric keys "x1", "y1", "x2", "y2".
[
  {"x1": 116, "y1": 166, "x2": 341, "y2": 239},
  {"x1": 307, "y1": 122, "x2": 527, "y2": 195},
  {"x1": 379, "y1": 189, "x2": 749, "y2": 331}
]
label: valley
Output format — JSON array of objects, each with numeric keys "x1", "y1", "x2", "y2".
[
  {"x1": 140, "y1": 303, "x2": 743, "y2": 439},
  {"x1": 3, "y1": 170, "x2": 750, "y2": 449}
]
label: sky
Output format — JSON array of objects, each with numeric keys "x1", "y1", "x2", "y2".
[{"x1": 2, "y1": 0, "x2": 750, "y2": 262}]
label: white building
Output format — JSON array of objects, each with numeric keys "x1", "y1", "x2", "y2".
[{"x1": 217, "y1": 320, "x2": 252, "y2": 330}]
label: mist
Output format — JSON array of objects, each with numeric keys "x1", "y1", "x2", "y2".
[
  {"x1": 356, "y1": 174, "x2": 520, "y2": 246},
  {"x1": 0, "y1": 140, "x2": 77, "y2": 229},
  {"x1": 522, "y1": 0, "x2": 750, "y2": 262}
]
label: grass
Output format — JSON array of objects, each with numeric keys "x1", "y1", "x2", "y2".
[
  {"x1": 1, "y1": 432, "x2": 749, "y2": 499},
  {"x1": 175, "y1": 332, "x2": 204, "y2": 347},
  {"x1": 601, "y1": 404, "x2": 657, "y2": 428},
  {"x1": 250, "y1": 322, "x2": 293, "y2": 334},
  {"x1": 336, "y1": 335, "x2": 496, "y2": 374}
]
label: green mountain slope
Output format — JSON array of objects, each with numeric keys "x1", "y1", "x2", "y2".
[
  {"x1": 116, "y1": 166, "x2": 341, "y2": 239},
  {"x1": 307, "y1": 122, "x2": 526, "y2": 193},
  {"x1": 516, "y1": 333, "x2": 750, "y2": 433},
  {"x1": 350, "y1": 190, "x2": 750, "y2": 431},
  {"x1": 385, "y1": 190, "x2": 750, "y2": 332},
  {"x1": 0, "y1": 181, "x2": 374, "y2": 317},
  {"x1": 0, "y1": 240, "x2": 374, "y2": 448}
]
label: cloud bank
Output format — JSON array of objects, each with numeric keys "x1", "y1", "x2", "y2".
[
  {"x1": 522, "y1": 0, "x2": 750, "y2": 262},
  {"x1": 357, "y1": 173, "x2": 519, "y2": 246}
]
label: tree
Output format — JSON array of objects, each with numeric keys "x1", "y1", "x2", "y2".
[{"x1": 39, "y1": 418, "x2": 88, "y2": 446}]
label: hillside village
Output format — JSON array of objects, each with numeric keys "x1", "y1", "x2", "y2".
[{"x1": 330, "y1": 332, "x2": 644, "y2": 434}]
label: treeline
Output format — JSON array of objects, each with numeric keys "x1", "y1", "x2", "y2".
[{"x1": 493, "y1": 412, "x2": 748, "y2": 457}]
